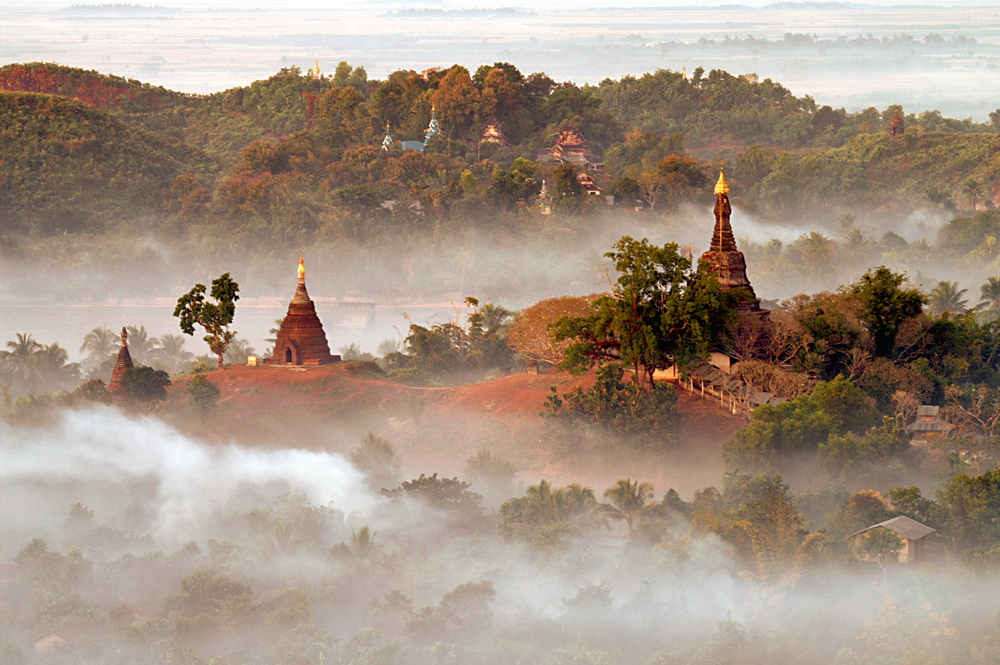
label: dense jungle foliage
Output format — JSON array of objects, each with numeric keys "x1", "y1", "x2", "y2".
[{"x1": 1, "y1": 60, "x2": 998, "y2": 249}]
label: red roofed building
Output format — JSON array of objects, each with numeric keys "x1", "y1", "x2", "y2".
[{"x1": 538, "y1": 125, "x2": 604, "y2": 171}]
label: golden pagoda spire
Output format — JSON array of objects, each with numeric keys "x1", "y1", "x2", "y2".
[
  {"x1": 314, "y1": 58, "x2": 320, "y2": 73},
  {"x1": 298, "y1": 254, "x2": 305, "y2": 280},
  {"x1": 714, "y1": 166, "x2": 729, "y2": 195}
]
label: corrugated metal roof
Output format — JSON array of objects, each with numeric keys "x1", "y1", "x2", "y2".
[
  {"x1": 907, "y1": 421, "x2": 953, "y2": 432},
  {"x1": 850, "y1": 515, "x2": 936, "y2": 541},
  {"x1": 916, "y1": 405, "x2": 940, "y2": 417}
]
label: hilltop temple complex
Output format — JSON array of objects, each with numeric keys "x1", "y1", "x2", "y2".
[
  {"x1": 388, "y1": 106, "x2": 442, "y2": 153},
  {"x1": 538, "y1": 125, "x2": 604, "y2": 171},
  {"x1": 107, "y1": 327, "x2": 133, "y2": 391},
  {"x1": 264, "y1": 257, "x2": 340, "y2": 366},
  {"x1": 701, "y1": 168, "x2": 768, "y2": 324}
]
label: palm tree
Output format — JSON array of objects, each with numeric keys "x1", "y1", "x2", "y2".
[
  {"x1": 263, "y1": 318, "x2": 284, "y2": 356},
  {"x1": 0, "y1": 333, "x2": 44, "y2": 396},
  {"x1": 979, "y1": 236, "x2": 999, "y2": 262},
  {"x1": 929, "y1": 280, "x2": 968, "y2": 317},
  {"x1": 522, "y1": 480, "x2": 599, "y2": 525},
  {"x1": 125, "y1": 325, "x2": 158, "y2": 365},
  {"x1": 80, "y1": 326, "x2": 120, "y2": 362},
  {"x1": 480, "y1": 303, "x2": 514, "y2": 332},
  {"x1": 602, "y1": 478, "x2": 655, "y2": 535},
  {"x1": 842, "y1": 228, "x2": 868, "y2": 254},
  {"x1": 963, "y1": 177, "x2": 985, "y2": 212},
  {"x1": 838, "y1": 211, "x2": 856, "y2": 233},
  {"x1": 979, "y1": 276, "x2": 1000, "y2": 310},
  {"x1": 349, "y1": 525, "x2": 382, "y2": 563},
  {"x1": 152, "y1": 334, "x2": 195, "y2": 374},
  {"x1": 35, "y1": 343, "x2": 80, "y2": 393},
  {"x1": 911, "y1": 237, "x2": 932, "y2": 262},
  {"x1": 265, "y1": 318, "x2": 284, "y2": 347}
]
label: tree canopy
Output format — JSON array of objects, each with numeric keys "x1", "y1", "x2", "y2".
[{"x1": 173, "y1": 273, "x2": 240, "y2": 370}]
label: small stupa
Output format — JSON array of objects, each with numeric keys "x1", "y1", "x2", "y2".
[
  {"x1": 108, "y1": 327, "x2": 134, "y2": 391},
  {"x1": 382, "y1": 123, "x2": 394, "y2": 151},
  {"x1": 888, "y1": 109, "x2": 904, "y2": 136},
  {"x1": 701, "y1": 168, "x2": 767, "y2": 322},
  {"x1": 424, "y1": 104, "x2": 440, "y2": 142},
  {"x1": 264, "y1": 256, "x2": 340, "y2": 366}
]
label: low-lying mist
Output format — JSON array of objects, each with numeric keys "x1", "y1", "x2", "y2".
[
  {"x1": 3, "y1": 201, "x2": 991, "y2": 363},
  {"x1": 3, "y1": 406, "x2": 1000, "y2": 664}
]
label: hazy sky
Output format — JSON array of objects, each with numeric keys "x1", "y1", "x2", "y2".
[{"x1": 3, "y1": 0, "x2": 999, "y2": 120}]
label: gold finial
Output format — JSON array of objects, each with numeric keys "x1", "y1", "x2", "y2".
[
  {"x1": 298, "y1": 255, "x2": 305, "y2": 279},
  {"x1": 314, "y1": 58, "x2": 320, "y2": 72},
  {"x1": 714, "y1": 167, "x2": 729, "y2": 195},
  {"x1": 121, "y1": 327, "x2": 128, "y2": 345}
]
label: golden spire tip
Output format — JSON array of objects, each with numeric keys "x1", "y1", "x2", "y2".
[
  {"x1": 298, "y1": 255, "x2": 305, "y2": 278},
  {"x1": 714, "y1": 167, "x2": 729, "y2": 195}
]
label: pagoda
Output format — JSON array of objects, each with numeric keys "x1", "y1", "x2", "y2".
[
  {"x1": 888, "y1": 109, "x2": 904, "y2": 136},
  {"x1": 701, "y1": 168, "x2": 767, "y2": 322},
  {"x1": 108, "y1": 327, "x2": 134, "y2": 391},
  {"x1": 307, "y1": 59, "x2": 323, "y2": 80},
  {"x1": 382, "y1": 123, "x2": 394, "y2": 151},
  {"x1": 424, "y1": 105, "x2": 441, "y2": 142},
  {"x1": 263, "y1": 257, "x2": 340, "y2": 366}
]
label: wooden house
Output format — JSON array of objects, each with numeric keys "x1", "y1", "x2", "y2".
[
  {"x1": 576, "y1": 172, "x2": 602, "y2": 196},
  {"x1": 849, "y1": 515, "x2": 936, "y2": 564},
  {"x1": 906, "y1": 405, "x2": 953, "y2": 448}
]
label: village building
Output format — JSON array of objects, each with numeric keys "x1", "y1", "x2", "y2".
[
  {"x1": 906, "y1": 404, "x2": 954, "y2": 448},
  {"x1": 107, "y1": 326, "x2": 133, "y2": 391},
  {"x1": 537, "y1": 125, "x2": 604, "y2": 171},
  {"x1": 33, "y1": 620, "x2": 98, "y2": 655},
  {"x1": 479, "y1": 118, "x2": 507, "y2": 147},
  {"x1": 263, "y1": 257, "x2": 340, "y2": 366},
  {"x1": 849, "y1": 515, "x2": 936, "y2": 564},
  {"x1": 576, "y1": 172, "x2": 602, "y2": 196},
  {"x1": 888, "y1": 109, "x2": 904, "y2": 136},
  {"x1": 701, "y1": 168, "x2": 768, "y2": 325}
]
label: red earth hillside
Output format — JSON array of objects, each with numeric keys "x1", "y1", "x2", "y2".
[{"x1": 166, "y1": 362, "x2": 745, "y2": 490}]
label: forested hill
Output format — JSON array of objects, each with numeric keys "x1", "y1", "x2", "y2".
[
  {"x1": 1, "y1": 61, "x2": 998, "y2": 244},
  {"x1": 0, "y1": 92, "x2": 217, "y2": 235}
]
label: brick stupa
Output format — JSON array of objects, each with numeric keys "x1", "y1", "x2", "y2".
[
  {"x1": 701, "y1": 168, "x2": 767, "y2": 323},
  {"x1": 264, "y1": 256, "x2": 340, "y2": 366},
  {"x1": 108, "y1": 326, "x2": 134, "y2": 391}
]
